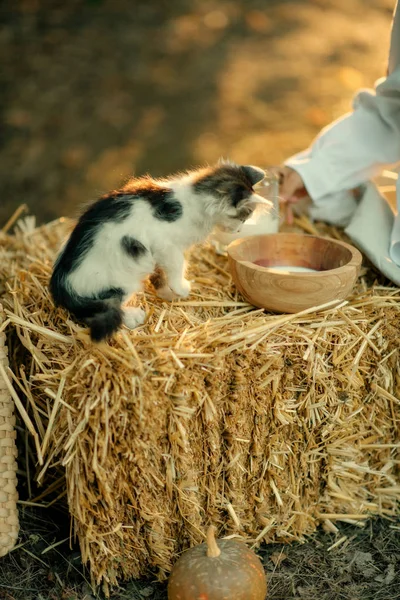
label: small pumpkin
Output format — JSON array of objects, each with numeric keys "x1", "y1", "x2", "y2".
[{"x1": 168, "y1": 526, "x2": 267, "y2": 600}]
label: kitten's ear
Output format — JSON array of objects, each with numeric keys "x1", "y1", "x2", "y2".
[{"x1": 241, "y1": 165, "x2": 265, "y2": 186}]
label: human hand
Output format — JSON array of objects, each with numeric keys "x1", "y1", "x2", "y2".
[{"x1": 277, "y1": 166, "x2": 309, "y2": 225}]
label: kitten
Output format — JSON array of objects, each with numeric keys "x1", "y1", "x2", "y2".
[{"x1": 50, "y1": 161, "x2": 268, "y2": 342}]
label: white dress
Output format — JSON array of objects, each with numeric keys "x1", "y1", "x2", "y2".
[{"x1": 285, "y1": 1, "x2": 400, "y2": 284}]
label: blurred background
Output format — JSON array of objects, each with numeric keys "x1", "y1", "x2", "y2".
[{"x1": 0, "y1": 0, "x2": 395, "y2": 226}]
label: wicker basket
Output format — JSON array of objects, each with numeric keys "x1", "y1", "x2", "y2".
[{"x1": 0, "y1": 305, "x2": 19, "y2": 556}]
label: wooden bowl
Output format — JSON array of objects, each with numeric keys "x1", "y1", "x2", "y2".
[{"x1": 227, "y1": 233, "x2": 362, "y2": 313}]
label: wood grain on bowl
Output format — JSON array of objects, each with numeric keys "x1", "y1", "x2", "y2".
[{"x1": 227, "y1": 233, "x2": 362, "y2": 313}]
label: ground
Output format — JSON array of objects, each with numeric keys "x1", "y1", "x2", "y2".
[
  {"x1": 0, "y1": 0, "x2": 399, "y2": 599},
  {"x1": 0, "y1": 507, "x2": 399, "y2": 599}
]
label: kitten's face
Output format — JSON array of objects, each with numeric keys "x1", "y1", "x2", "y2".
[
  {"x1": 218, "y1": 181, "x2": 265, "y2": 233},
  {"x1": 193, "y1": 163, "x2": 269, "y2": 233}
]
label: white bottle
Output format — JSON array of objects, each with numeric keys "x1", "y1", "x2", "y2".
[{"x1": 210, "y1": 168, "x2": 280, "y2": 250}]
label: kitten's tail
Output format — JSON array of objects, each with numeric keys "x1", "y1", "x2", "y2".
[
  {"x1": 84, "y1": 300, "x2": 123, "y2": 343},
  {"x1": 50, "y1": 272, "x2": 123, "y2": 342}
]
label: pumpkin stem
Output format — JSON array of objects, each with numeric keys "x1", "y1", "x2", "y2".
[{"x1": 206, "y1": 526, "x2": 221, "y2": 558}]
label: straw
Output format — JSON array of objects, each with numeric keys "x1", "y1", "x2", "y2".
[{"x1": 0, "y1": 215, "x2": 399, "y2": 592}]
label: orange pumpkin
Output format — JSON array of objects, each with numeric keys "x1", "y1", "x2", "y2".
[{"x1": 168, "y1": 526, "x2": 267, "y2": 600}]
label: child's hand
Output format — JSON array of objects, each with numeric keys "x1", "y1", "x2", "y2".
[{"x1": 278, "y1": 166, "x2": 308, "y2": 225}]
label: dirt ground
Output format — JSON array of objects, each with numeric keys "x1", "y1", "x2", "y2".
[
  {"x1": 0, "y1": 507, "x2": 399, "y2": 600},
  {"x1": 1, "y1": 1, "x2": 399, "y2": 599}
]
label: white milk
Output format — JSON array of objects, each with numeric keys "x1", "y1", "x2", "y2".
[{"x1": 265, "y1": 265, "x2": 318, "y2": 273}]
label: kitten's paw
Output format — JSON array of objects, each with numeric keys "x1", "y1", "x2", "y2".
[
  {"x1": 171, "y1": 278, "x2": 191, "y2": 298},
  {"x1": 156, "y1": 286, "x2": 177, "y2": 301},
  {"x1": 123, "y1": 307, "x2": 146, "y2": 330}
]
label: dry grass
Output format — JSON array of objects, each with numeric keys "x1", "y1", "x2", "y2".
[
  {"x1": 0, "y1": 214, "x2": 399, "y2": 594},
  {"x1": 0, "y1": 505, "x2": 94, "y2": 600}
]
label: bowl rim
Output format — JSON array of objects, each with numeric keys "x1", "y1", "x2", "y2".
[{"x1": 226, "y1": 233, "x2": 363, "y2": 276}]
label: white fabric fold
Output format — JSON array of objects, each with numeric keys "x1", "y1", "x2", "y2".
[
  {"x1": 344, "y1": 183, "x2": 400, "y2": 286},
  {"x1": 390, "y1": 178, "x2": 400, "y2": 264}
]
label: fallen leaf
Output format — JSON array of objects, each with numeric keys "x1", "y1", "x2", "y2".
[
  {"x1": 269, "y1": 551, "x2": 288, "y2": 567},
  {"x1": 374, "y1": 562, "x2": 396, "y2": 585}
]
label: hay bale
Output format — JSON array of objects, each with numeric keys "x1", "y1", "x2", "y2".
[
  {"x1": 0, "y1": 305, "x2": 19, "y2": 556},
  {"x1": 0, "y1": 215, "x2": 399, "y2": 591}
]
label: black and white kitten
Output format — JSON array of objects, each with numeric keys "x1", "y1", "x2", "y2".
[{"x1": 50, "y1": 161, "x2": 267, "y2": 342}]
